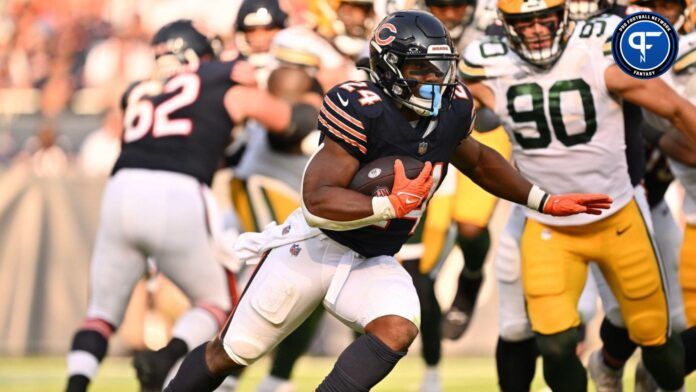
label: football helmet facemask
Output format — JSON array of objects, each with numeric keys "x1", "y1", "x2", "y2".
[
  {"x1": 368, "y1": 10, "x2": 458, "y2": 117},
  {"x1": 498, "y1": 0, "x2": 573, "y2": 68}
]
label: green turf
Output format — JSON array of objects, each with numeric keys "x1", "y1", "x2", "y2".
[{"x1": 0, "y1": 355, "x2": 694, "y2": 391}]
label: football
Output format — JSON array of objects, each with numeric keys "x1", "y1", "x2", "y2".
[{"x1": 348, "y1": 155, "x2": 425, "y2": 196}]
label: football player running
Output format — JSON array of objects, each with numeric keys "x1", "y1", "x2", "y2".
[
  {"x1": 64, "y1": 20, "x2": 317, "y2": 392},
  {"x1": 163, "y1": 10, "x2": 610, "y2": 392},
  {"x1": 461, "y1": 0, "x2": 696, "y2": 389}
]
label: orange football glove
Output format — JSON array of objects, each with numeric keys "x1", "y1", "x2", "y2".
[
  {"x1": 543, "y1": 193, "x2": 613, "y2": 216},
  {"x1": 387, "y1": 160, "x2": 434, "y2": 218}
]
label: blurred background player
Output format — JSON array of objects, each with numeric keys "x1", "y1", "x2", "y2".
[
  {"x1": 425, "y1": 0, "x2": 513, "y2": 341},
  {"x1": 232, "y1": 0, "x2": 288, "y2": 78},
  {"x1": 311, "y1": 0, "x2": 376, "y2": 61},
  {"x1": 64, "y1": 19, "x2": 313, "y2": 392}
]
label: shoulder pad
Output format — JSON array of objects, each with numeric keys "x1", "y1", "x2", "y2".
[
  {"x1": 447, "y1": 82, "x2": 476, "y2": 137},
  {"x1": 325, "y1": 81, "x2": 385, "y2": 119},
  {"x1": 674, "y1": 32, "x2": 696, "y2": 74},
  {"x1": 318, "y1": 81, "x2": 381, "y2": 158},
  {"x1": 459, "y1": 36, "x2": 516, "y2": 81}
]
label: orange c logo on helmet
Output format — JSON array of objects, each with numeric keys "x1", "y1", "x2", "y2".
[{"x1": 375, "y1": 23, "x2": 397, "y2": 46}]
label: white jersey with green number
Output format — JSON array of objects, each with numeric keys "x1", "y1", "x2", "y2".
[
  {"x1": 668, "y1": 32, "x2": 696, "y2": 224},
  {"x1": 461, "y1": 15, "x2": 633, "y2": 226}
]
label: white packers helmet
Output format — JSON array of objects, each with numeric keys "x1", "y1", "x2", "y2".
[{"x1": 498, "y1": 0, "x2": 573, "y2": 67}]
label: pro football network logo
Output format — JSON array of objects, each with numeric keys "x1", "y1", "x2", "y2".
[{"x1": 611, "y1": 12, "x2": 678, "y2": 79}]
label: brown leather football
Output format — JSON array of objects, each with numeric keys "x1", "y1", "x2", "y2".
[{"x1": 348, "y1": 156, "x2": 425, "y2": 196}]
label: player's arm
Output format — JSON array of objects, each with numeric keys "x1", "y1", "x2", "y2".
[
  {"x1": 605, "y1": 64, "x2": 696, "y2": 143},
  {"x1": 659, "y1": 130, "x2": 696, "y2": 166},
  {"x1": 224, "y1": 86, "x2": 317, "y2": 136},
  {"x1": 450, "y1": 136, "x2": 613, "y2": 216},
  {"x1": 301, "y1": 138, "x2": 433, "y2": 231},
  {"x1": 465, "y1": 81, "x2": 497, "y2": 110}
]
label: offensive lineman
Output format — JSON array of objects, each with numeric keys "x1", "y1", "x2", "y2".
[
  {"x1": 64, "y1": 20, "x2": 317, "y2": 392},
  {"x1": 461, "y1": 0, "x2": 696, "y2": 389},
  {"x1": 164, "y1": 10, "x2": 612, "y2": 392}
]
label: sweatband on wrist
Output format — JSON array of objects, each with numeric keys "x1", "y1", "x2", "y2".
[{"x1": 527, "y1": 185, "x2": 550, "y2": 213}]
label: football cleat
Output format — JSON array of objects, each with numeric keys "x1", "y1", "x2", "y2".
[{"x1": 588, "y1": 350, "x2": 624, "y2": 392}]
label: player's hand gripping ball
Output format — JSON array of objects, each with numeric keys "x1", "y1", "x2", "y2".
[{"x1": 348, "y1": 156, "x2": 433, "y2": 218}]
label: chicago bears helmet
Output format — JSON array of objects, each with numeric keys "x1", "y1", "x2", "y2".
[
  {"x1": 498, "y1": 0, "x2": 573, "y2": 68},
  {"x1": 152, "y1": 20, "x2": 217, "y2": 65},
  {"x1": 368, "y1": 10, "x2": 458, "y2": 116}
]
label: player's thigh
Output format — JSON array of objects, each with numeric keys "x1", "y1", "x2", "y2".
[
  {"x1": 521, "y1": 220, "x2": 588, "y2": 335},
  {"x1": 219, "y1": 239, "x2": 329, "y2": 365},
  {"x1": 153, "y1": 189, "x2": 231, "y2": 310},
  {"x1": 598, "y1": 200, "x2": 668, "y2": 345},
  {"x1": 592, "y1": 262, "x2": 625, "y2": 327},
  {"x1": 87, "y1": 201, "x2": 147, "y2": 326},
  {"x1": 681, "y1": 224, "x2": 696, "y2": 327},
  {"x1": 329, "y1": 255, "x2": 421, "y2": 332}
]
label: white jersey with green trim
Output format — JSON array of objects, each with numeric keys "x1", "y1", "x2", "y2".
[
  {"x1": 461, "y1": 17, "x2": 633, "y2": 226},
  {"x1": 668, "y1": 31, "x2": 696, "y2": 224}
]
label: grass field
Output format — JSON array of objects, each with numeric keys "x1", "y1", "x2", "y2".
[{"x1": 1, "y1": 355, "x2": 694, "y2": 391}]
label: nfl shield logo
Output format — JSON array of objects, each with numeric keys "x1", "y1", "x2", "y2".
[
  {"x1": 418, "y1": 142, "x2": 428, "y2": 155},
  {"x1": 282, "y1": 225, "x2": 291, "y2": 235},
  {"x1": 289, "y1": 243, "x2": 301, "y2": 256}
]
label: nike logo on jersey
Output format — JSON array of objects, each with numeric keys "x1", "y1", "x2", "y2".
[
  {"x1": 337, "y1": 92, "x2": 350, "y2": 107},
  {"x1": 616, "y1": 224, "x2": 632, "y2": 236}
]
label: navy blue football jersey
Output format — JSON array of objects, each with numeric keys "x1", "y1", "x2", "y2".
[
  {"x1": 113, "y1": 60, "x2": 241, "y2": 186},
  {"x1": 317, "y1": 80, "x2": 475, "y2": 257}
]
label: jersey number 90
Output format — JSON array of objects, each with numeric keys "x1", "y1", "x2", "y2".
[{"x1": 507, "y1": 79, "x2": 597, "y2": 149}]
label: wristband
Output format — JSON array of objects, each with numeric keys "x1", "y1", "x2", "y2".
[
  {"x1": 527, "y1": 185, "x2": 550, "y2": 212},
  {"x1": 372, "y1": 196, "x2": 397, "y2": 220}
]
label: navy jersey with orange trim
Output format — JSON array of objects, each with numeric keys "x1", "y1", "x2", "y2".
[
  {"x1": 317, "y1": 80, "x2": 475, "y2": 257},
  {"x1": 113, "y1": 60, "x2": 241, "y2": 186}
]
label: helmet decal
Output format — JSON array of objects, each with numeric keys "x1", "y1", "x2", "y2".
[{"x1": 375, "y1": 23, "x2": 398, "y2": 46}]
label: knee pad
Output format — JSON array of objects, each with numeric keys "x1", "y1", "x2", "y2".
[
  {"x1": 223, "y1": 336, "x2": 267, "y2": 366},
  {"x1": 500, "y1": 322, "x2": 534, "y2": 343},
  {"x1": 535, "y1": 329, "x2": 578, "y2": 361},
  {"x1": 626, "y1": 311, "x2": 668, "y2": 346}
]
